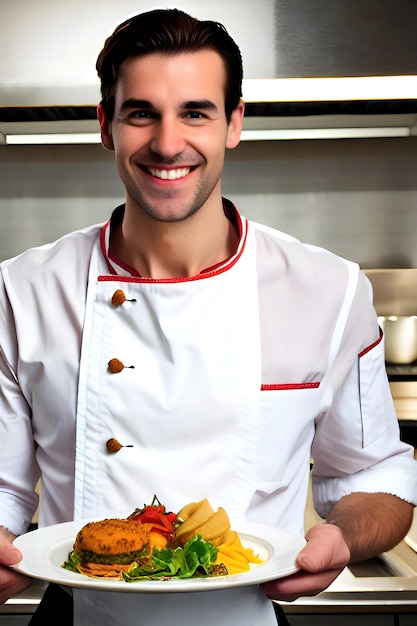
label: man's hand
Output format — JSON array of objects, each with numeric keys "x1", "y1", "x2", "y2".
[
  {"x1": 263, "y1": 492, "x2": 414, "y2": 602},
  {"x1": 262, "y1": 523, "x2": 350, "y2": 602},
  {"x1": 0, "y1": 527, "x2": 31, "y2": 604}
]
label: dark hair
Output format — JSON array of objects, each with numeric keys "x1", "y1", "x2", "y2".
[{"x1": 96, "y1": 8, "x2": 243, "y2": 122}]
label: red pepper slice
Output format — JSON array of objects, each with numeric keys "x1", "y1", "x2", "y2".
[
  {"x1": 147, "y1": 522, "x2": 174, "y2": 537},
  {"x1": 128, "y1": 497, "x2": 177, "y2": 539},
  {"x1": 136, "y1": 510, "x2": 166, "y2": 524}
]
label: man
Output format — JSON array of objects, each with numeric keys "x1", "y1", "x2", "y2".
[{"x1": 0, "y1": 8, "x2": 416, "y2": 625}]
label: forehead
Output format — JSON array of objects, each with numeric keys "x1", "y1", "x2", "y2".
[{"x1": 115, "y1": 50, "x2": 227, "y2": 104}]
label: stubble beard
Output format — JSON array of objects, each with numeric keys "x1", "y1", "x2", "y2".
[
  {"x1": 130, "y1": 190, "x2": 202, "y2": 223},
  {"x1": 127, "y1": 172, "x2": 220, "y2": 224}
]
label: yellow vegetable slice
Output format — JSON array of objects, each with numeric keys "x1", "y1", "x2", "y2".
[
  {"x1": 215, "y1": 531, "x2": 264, "y2": 574},
  {"x1": 217, "y1": 558, "x2": 251, "y2": 574},
  {"x1": 217, "y1": 546, "x2": 250, "y2": 563}
]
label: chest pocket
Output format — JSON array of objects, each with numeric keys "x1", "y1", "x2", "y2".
[
  {"x1": 255, "y1": 384, "x2": 322, "y2": 494},
  {"x1": 359, "y1": 337, "x2": 396, "y2": 448}
]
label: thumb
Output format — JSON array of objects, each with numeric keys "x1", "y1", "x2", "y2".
[
  {"x1": 296, "y1": 523, "x2": 350, "y2": 573},
  {"x1": 1, "y1": 543, "x2": 23, "y2": 567}
]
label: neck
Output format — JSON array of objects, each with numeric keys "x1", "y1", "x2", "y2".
[{"x1": 110, "y1": 201, "x2": 239, "y2": 279}]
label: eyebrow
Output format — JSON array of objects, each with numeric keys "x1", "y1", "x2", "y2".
[
  {"x1": 119, "y1": 99, "x2": 153, "y2": 112},
  {"x1": 183, "y1": 100, "x2": 219, "y2": 113},
  {"x1": 119, "y1": 98, "x2": 220, "y2": 113}
]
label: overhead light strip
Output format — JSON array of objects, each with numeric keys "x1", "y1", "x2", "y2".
[
  {"x1": 4, "y1": 126, "x2": 412, "y2": 145},
  {"x1": 240, "y1": 127, "x2": 411, "y2": 141},
  {"x1": 6, "y1": 133, "x2": 102, "y2": 145},
  {"x1": 242, "y1": 75, "x2": 417, "y2": 103}
]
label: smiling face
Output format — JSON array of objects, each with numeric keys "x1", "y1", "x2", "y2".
[{"x1": 98, "y1": 50, "x2": 244, "y2": 224}]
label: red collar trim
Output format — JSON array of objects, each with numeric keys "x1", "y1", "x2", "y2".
[{"x1": 99, "y1": 200, "x2": 247, "y2": 283}]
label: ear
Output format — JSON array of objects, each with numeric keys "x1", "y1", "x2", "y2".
[
  {"x1": 226, "y1": 100, "x2": 245, "y2": 149},
  {"x1": 97, "y1": 104, "x2": 114, "y2": 151}
]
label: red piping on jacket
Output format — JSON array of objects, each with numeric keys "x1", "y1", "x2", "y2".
[
  {"x1": 358, "y1": 327, "x2": 383, "y2": 358},
  {"x1": 261, "y1": 382, "x2": 320, "y2": 391},
  {"x1": 98, "y1": 211, "x2": 248, "y2": 284},
  {"x1": 261, "y1": 328, "x2": 383, "y2": 391}
]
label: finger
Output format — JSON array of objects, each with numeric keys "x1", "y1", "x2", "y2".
[
  {"x1": 263, "y1": 566, "x2": 344, "y2": 602},
  {"x1": 0, "y1": 570, "x2": 31, "y2": 605}
]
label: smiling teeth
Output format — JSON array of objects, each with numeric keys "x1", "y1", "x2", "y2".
[{"x1": 149, "y1": 167, "x2": 190, "y2": 180}]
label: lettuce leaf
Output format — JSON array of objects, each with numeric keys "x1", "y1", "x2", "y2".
[
  {"x1": 63, "y1": 549, "x2": 83, "y2": 572},
  {"x1": 122, "y1": 535, "x2": 220, "y2": 582}
]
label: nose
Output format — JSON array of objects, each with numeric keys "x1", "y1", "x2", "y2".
[{"x1": 149, "y1": 117, "x2": 186, "y2": 159}]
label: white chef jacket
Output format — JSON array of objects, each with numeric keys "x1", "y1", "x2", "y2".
[{"x1": 1, "y1": 201, "x2": 416, "y2": 626}]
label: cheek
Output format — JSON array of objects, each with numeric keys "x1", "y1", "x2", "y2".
[
  {"x1": 112, "y1": 127, "x2": 146, "y2": 154},
  {"x1": 113, "y1": 140, "x2": 140, "y2": 168}
]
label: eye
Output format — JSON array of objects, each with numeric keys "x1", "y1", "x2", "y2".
[
  {"x1": 124, "y1": 110, "x2": 157, "y2": 125},
  {"x1": 130, "y1": 110, "x2": 154, "y2": 119},
  {"x1": 185, "y1": 111, "x2": 206, "y2": 120}
]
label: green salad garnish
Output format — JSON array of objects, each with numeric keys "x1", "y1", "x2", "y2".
[{"x1": 123, "y1": 535, "x2": 219, "y2": 581}]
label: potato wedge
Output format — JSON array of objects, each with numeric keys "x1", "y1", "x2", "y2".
[
  {"x1": 177, "y1": 501, "x2": 200, "y2": 522},
  {"x1": 192, "y1": 507, "x2": 230, "y2": 542},
  {"x1": 175, "y1": 498, "x2": 214, "y2": 544},
  {"x1": 210, "y1": 530, "x2": 235, "y2": 546},
  {"x1": 177, "y1": 507, "x2": 230, "y2": 546}
]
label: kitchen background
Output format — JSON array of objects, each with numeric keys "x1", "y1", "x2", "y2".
[
  {"x1": 1, "y1": 137, "x2": 417, "y2": 267},
  {"x1": 1, "y1": 0, "x2": 417, "y2": 268}
]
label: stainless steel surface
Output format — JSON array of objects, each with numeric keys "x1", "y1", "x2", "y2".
[
  {"x1": 274, "y1": 0, "x2": 417, "y2": 78},
  {"x1": 280, "y1": 540, "x2": 417, "y2": 611},
  {"x1": 405, "y1": 512, "x2": 417, "y2": 554},
  {"x1": 365, "y1": 270, "x2": 417, "y2": 317},
  {"x1": 364, "y1": 270, "x2": 417, "y2": 421},
  {"x1": 1, "y1": 0, "x2": 417, "y2": 138},
  {"x1": 1, "y1": 580, "x2": 46, "y2": 614},
  {"x1": 378, "y1": 316, "x2": 417, "y2": 364},
  {"x1": 281, "y1": 541, "x2": 417, "y2": 611},
  {"x1": 391, "y1": 382, "x2": 417, "y2": 422},
  {"x1": 2, "y1": 139, "x2": 417, "y2": 269}
]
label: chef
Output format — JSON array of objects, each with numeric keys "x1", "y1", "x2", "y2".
[{"x1": 0, "y1": 9, "x2": 416, "y2": 626}]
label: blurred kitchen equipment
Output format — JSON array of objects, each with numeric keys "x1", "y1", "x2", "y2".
[{"x1": 378, "y1": 315, "x2": 417, "y2": 364}]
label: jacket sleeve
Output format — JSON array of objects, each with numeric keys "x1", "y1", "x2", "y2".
[
  {"x1": 0, "y1": 271, "x2": 39, "y2": 535},
  {"x1": 311, "y1": 271, "x2": 417, "y2": 518}
]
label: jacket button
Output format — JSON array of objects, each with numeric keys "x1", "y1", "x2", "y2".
[
  {"x1": 106, "y1": 438, "x2": 133, "y2": 453},
  {"x1": 108, "y1": 358, "x2": 135, "y2": 373},
  {"x1": 111, "y1": 289, "x2": 136, "y2": 306}
]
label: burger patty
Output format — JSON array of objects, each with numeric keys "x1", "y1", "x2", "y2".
[{"x1": 74, "y1": 518, "x2": 150, "y2": 565}]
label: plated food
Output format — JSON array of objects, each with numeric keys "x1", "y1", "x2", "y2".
[
  {"x1": 65, "y1": 518, "x2": 151, "y2": 578},
  {"x1": 63, "y1": 496, "x2": 263, "y2": 581},
  {"x1": 13, "y1": 520, "x2": 305, "y2": 592}
]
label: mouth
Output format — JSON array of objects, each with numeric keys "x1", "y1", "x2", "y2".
[{"x1": 146, "y1": 166, "x2": 192, "y2": 181}]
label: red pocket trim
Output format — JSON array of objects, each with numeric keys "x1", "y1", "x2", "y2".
[{"x1": 261, "y1": 382, "x2": 320, "y2": 391}]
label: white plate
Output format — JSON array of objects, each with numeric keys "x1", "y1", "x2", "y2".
[{"x1": 12, "y1": 520, "x2": 306, "y2": 593}]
